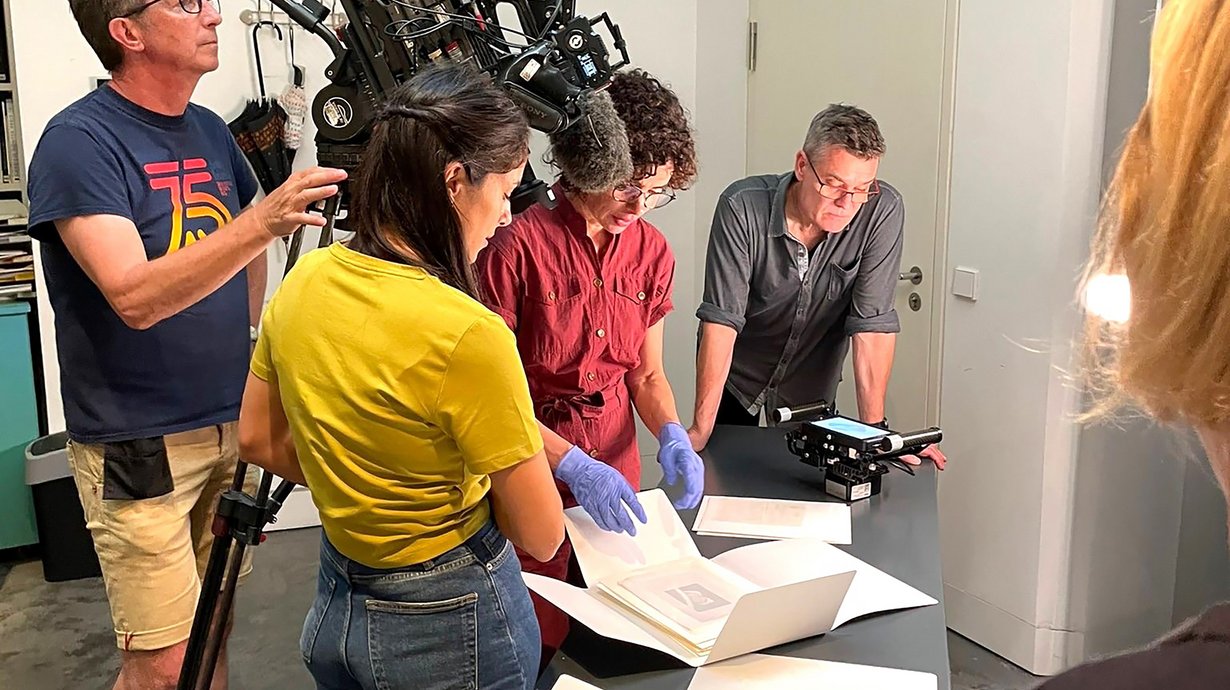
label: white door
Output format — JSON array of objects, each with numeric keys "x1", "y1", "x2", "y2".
[{"x1": 746, "y1": 0, "x2": 956, "y2": 431}]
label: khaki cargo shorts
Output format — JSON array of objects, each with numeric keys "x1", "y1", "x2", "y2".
[{"x1": 67, "y1": 422, "x2": 260, "y2": 651}]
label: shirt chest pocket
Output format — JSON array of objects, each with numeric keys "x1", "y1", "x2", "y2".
[
  {"x1": 524, "y1": 276, "x2": 584, "y2": 364},
  {"x1": 609, "y1": 274, "x2": 664, "y2": 361},
  {"x1": 826, "y1": 261, "x2": 859, "y2": 302}
]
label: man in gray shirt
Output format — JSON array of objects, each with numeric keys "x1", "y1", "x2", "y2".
[{"x1": 689, "y1": 104, "x2": 945, "y2": 468}]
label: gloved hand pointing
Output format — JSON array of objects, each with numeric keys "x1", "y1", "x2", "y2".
[
  {"x1": 554, "y1": 446, "x2": 648, "y2": 535},
  {"x1": 658, "y1": 422, "x2": 705, "y2": 509}
]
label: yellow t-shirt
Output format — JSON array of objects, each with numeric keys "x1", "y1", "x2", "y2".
[{"x1": 250, "y1": 242, "x2": 543, "y2": 568}]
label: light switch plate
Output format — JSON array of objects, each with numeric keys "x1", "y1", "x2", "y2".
[{"x1": 953, "y1": 267, "x2": 979, "y2": 301}]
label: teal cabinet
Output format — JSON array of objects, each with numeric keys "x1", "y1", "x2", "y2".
[{"x1": 0, "y1": 301, "x2": 38, "y2": 549}]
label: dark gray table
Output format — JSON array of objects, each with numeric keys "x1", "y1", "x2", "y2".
[{"x1": 538, "y1": 425, "x2": 950, "y2": 689}]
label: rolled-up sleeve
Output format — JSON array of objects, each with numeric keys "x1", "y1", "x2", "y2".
[
  {"x1": 844, "y1": 196, "x2": 905, "y2": 335},
  {"x1": 697, "y1": 195, "x2": 753, "y2": 333},
  {"x1": 475, "y1": 244, "x2": 521, "y2": 332},
  {"x1": 648, "y1": 250, "x2": 676, "y2": 328}
]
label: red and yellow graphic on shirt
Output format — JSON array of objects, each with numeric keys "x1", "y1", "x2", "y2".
[{"x1": 144, "y1": 158, "x2": 233, "y2": 254}]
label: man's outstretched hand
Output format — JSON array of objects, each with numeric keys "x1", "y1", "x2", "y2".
[{"x1": 897, "y1": 445, "x2": 948, "y2": 470}]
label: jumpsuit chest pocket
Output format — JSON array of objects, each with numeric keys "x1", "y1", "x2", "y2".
[
  {"x1": 609, "y1": 274, "x2": 663, "y2": 363},
  {"x1": 524, "y1": 276, "x2": 584, "y2": 364}
]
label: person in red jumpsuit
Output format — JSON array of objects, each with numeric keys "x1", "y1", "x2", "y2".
[{"x1": 476, "y1": 69, "x2": 705, "y2": 661}]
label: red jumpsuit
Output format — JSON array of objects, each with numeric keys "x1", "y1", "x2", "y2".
[{"x1": 475, "y1": 186, "x2": 676, "y2": 652}]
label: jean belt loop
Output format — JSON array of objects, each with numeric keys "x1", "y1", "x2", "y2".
[{"x1": 468, "y1": 521, "x2": 497, "y2": 564}]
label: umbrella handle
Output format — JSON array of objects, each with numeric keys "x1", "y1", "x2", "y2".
[
  {"x1": 289, "y1": 25, "x2": 305, "y2": 87},
  {"x1": 251, "y1": 19, "x2": 284, "y2": 100}
]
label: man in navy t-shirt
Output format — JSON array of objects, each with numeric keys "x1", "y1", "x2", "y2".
[{"x1": 27, "y1": 2, "x2": 345, "y2": 687}]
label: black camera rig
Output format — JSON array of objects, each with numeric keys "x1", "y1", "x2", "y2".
[
  {"x1": 272, "y1": 0, "x2": 627, "y2": 230},
  {"x1": 773, "y1": 401, "x2": 944, "y2": 502},
  {"x1": 178, "y1": 4, "x2": 628, "y2": 688}
]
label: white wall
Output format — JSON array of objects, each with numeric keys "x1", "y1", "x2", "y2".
[
  {"x1": 938, "y1": 0, "x2": 1196, "y2": 674},
  {"x1": 938, "y1": 0, "x2": 1110, "y2": 674},
  {"x1": 693, "y1": 1, "x2": 749, "y2": 308}
]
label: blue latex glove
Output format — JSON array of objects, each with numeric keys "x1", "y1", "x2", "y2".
[
  {"x1": 657, "y1": 422, "x2": 705, "y2": 509},
  {"x1": 554, "y1": 446, "x2": 648, "y2": 535}
]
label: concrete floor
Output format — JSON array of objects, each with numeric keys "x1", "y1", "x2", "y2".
[{"x1": 0, "y1": 528, "x2": 1040, "y2": 690}]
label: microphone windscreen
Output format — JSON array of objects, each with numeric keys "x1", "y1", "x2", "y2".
[{"x1": 548, "y1": 90, "x2": 633, "y2": 193}]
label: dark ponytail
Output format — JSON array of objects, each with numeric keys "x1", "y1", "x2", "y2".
[{"x1": 348, "y1": 64, "x2": 529, "y2": 298}]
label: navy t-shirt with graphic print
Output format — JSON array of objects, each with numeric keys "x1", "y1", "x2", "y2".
[{"x1": 28, "y1": 84, "x2": 259, "y2": 443}]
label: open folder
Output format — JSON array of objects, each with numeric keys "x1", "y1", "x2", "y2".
[{"x1": 523, "y1": 489, "x2": 938, "y2": 667}]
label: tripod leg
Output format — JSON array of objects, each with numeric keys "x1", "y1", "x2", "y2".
[
  {"x1": 286, "y1": 227, "x2": 306, "y2": 272},
  {"x1": 192, "y1": 540, "x2": 248, "y2": 690},
  {"x1": 316, "y1": 194, "x2": 342, "y2": 248},
  {"x1": 178, "y1": 461, "x2": 257, "y2": 690},
  {"x1": 178, "y1": 523, "x2": 237, "y2": 690}
]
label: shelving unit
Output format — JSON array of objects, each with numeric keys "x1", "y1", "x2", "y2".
[
  {"x1": 0, "y1": 0, "x2": 47, "y2": 552},
  {"x1": 0, "y1": 0, "x2": 35, "y2": 308}
]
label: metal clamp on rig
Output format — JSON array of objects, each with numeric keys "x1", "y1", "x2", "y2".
[{"x1": 774, "y1": 401, "x2": 943, "y2": 502}]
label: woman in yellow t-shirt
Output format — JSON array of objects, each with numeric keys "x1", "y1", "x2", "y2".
[{"x1": 237, "y1": 64, "x2": 564, "y2": 690}]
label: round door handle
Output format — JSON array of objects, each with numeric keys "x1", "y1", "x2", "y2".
[{"x1": 899, "y1": 266, "x2": 924, "y2": 285}]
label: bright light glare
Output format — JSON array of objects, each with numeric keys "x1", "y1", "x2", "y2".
[{"x1": 1084, "y1": 273, "x2": 1131, "y2": 324}]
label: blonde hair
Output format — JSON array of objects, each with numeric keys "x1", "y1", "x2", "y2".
[{"x1": 1085, "y1": 0, "x2": 1230, "y2": 425}]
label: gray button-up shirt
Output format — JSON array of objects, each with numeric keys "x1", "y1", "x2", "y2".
[{"x1": 697, "y1": 172, "x2": 904, "y2": 414}]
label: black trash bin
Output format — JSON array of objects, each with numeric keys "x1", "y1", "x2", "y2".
[{"x1": 24, "y1": 432, "x2": 102, "y2": 583}]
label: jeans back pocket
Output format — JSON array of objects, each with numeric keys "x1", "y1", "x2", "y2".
[{"x1": 367, "y1": 592, "x2": 479, "y2": 690}]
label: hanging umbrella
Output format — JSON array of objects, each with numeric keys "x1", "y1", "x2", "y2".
[
  {"x1": 229, "y1": 18, "x2": 294, "y2": 195},
  {"x1": 279, "y1": 26, "x2": 308, "y2": 156}
]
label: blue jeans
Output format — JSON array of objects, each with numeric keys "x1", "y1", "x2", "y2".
[{"x1": 300, "y1": 522, "x2": 541, "y2": 689}]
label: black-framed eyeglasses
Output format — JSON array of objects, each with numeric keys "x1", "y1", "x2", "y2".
[
  {"x1": 612, "y1": 183, "x2": 676, "y2": 210},
  {"x1": 805, "y1": 156, "x2": 880, "y2": 204},
  {"x1": 119, "y1": 0, "x2": 221, "y2": 19}
]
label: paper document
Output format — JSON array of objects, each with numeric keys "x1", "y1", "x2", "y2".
[
  {"x1": 551, "y1": 676, "x2": 603, "y2": 690},
  {"x1": 524, "y1": 489, "x2": 935, "y2": 667},
  {"x1": 597, "y1": 556, "x2": 759, "y2": 653},
  {"x1": 710, "y1": 537, "x2": 938, "y2": 627},
  {"x1": 692, "y1": 495, "x2": 852, "y2": 543},
  {"x1": 687, "y1": 653, "x2": 938, "y2": 690},
  {"x1": 564, "y1": 486, "x2": 700, "y2": 586}
]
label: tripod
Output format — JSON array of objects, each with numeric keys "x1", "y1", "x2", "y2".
[{"x1": 176, "y1": 193, "x2": 343, "y2": 690}]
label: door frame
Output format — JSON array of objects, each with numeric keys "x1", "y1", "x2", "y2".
[{"x1": 925, "y1": 0, "x2": 961, "y2": 428}]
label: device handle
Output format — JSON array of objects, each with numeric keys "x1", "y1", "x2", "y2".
[
  {"x1": 874, "y1": 427, "x2": 943, "y2": 454},
  {"x1": 770, "y1": 400, "x2": 834, "y2": 423}
]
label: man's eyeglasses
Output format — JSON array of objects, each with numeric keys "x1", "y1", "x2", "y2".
[
  {"x1": 612, "y1": 183, "x2": 676, "y2": 210},
  {"x1": 805, "y1": 156, "x2": 880, "y2": 204},
  {"x1": 119, "y1": 0, "x2": 221, "y2": 19}
]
